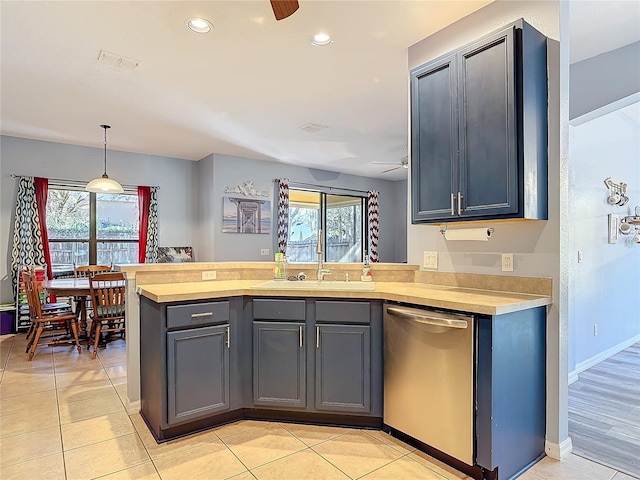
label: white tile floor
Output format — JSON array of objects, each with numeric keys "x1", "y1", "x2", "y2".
[{"x1": 0, "y1": 333, "x2": 635, "y2": 480}]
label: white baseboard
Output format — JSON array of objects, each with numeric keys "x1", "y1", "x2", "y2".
[
  {"x1": 545, "y1": 437, "x2": 573, "y2": 460},
  {"x1": 125, "y1": 398, "x2": 141, "y2": 415},
  {"x1": 571, "y1": 334, "x2": 640, "y2": 383},
  {"x1": 568, "y1": 371, "x2": 579, "y2": 385}
]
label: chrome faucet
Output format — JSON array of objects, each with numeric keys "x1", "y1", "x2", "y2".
[{"x1": 316, "y1": 229, "x2": 331, "y2": 281}]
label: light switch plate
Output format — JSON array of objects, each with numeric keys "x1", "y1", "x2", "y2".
[
  {"x1": 260, "y1": 249, "x2": 270, "y2": 256},
  {"x1": 608, "y1": 214, "x2": 619, "y2": 244},
  {"x1": 423, "y1": 251, "x2": 438, "y2": 269}
]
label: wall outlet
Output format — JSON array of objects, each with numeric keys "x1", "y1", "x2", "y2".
[
  {"x1": 423, "y1": 251, "x2": 438, "y2": 269},
  {"x1": 593, "y1": 324, "x2": 598, "y2": 336},
  {"x1": 608, "y1": 214, "x2": 619, "y2": 244},
  {"x1": 501, "y1": 253, "x2": 514, "y2": 272},
  {"x1": 201, "y1": 270, "x2": 217, "y2": 280},
  {"x1": 260, "y1": 248, "x2": 270, "y2": 256},
  {"x1": 577, "y1": 251, "x2": 583, "y2": 263}
]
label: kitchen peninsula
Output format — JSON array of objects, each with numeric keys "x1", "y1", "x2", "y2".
[{"x1": 118, "y1": 262, "x2": 551, "y2": 479}]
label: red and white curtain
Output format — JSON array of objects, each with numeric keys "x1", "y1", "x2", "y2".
[
  {"x1": 138, "y1": 186, "x2": 159, "y2": 263},
  {"x1": 367, "y1": 190, "x2": 379, "y2": 262},
  {"x1": 10, "y1": 176, "x2": 53, "y2": 298},
  {"x1": 276, "y1": 178, "x2": 290, "y2": 254}
]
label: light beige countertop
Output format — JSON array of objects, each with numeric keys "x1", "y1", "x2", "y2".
[{"x1": 137, "y1": 279, "x2": 551, "y2": 316}]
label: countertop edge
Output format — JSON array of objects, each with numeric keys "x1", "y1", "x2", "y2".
[{"x1": 136, "y1": 281, "x2": 552, "y2": 316}]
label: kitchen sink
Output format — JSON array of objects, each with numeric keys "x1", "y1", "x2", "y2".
[{"x1": 251, "y1": 279, "x2": 375, "y2": 292}]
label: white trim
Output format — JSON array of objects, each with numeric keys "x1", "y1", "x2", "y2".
[
  {"x1": 573, "y1": 334, "x2": 640, "y2": 378},
  {"x1": 568, "y1": 371, "x2": 579, "y2": 385},
  {"x1": 569, "y1": 92, "x2": 640, "y2": 126},
  {"x1": 545, "y1": 437, "x2": 573, "y2": 460},
  {"x1": 125, "y1": 398, "x2": 141, "y2": 415}
]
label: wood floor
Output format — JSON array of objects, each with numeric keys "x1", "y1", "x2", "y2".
[{"x1": 569, "y1": 341, "x2": 640, "y2": 478}]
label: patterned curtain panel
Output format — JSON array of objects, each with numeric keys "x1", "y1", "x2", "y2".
[
  {"x1": 144, "y1": 186, "x2": 159, "y2": 263},
  {"x1": 10, "y1": 176, "x2": 46, "y2": 299},
  {"x1": 367, "y1": 190, "x2": 380, "y2": 262},
  {"x1": 276, "y1": 178, "x2": 290, "y2": 254},
  {"x1": 138, "y1": 186, "x2": 150, "y2": 263}
]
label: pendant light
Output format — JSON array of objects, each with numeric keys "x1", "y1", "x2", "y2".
[{"x1": 85, "y1": 124, "x2": 124, "y2": 193}]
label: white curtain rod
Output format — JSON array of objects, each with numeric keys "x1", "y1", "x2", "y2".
[{"x1": 9, "y1": 174, "x2": 157, "y2": 190}]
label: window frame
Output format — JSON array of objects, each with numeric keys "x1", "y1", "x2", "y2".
[
  {"x1": 46, "y1": 185, "x2": 139, "y2": 270},
  {"x1": 288, "y1": 186, "x2": 368, "y2": 264}
]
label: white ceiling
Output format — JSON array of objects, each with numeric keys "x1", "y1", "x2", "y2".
[{"x1": 1, "y1": 1, "x2": 639, "y2": 180}]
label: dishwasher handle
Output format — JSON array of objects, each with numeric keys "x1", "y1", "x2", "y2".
[{"x1": 386, "y1": 306, "x2": 469, "y2": 329}]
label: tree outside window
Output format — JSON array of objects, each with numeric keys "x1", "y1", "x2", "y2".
[{"x1": 46, "y1": 188, "x2": 139, "y2": 276}]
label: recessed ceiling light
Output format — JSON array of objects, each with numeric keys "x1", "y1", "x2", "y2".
[
  {"x1": 311, "y1": 33, "x2": 332, "y2": 46},
  {"x1": 186, "y1": 17, "x2": 213, "y2": 34}
]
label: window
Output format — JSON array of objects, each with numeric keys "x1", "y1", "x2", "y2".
[
  {"x1": 287, "y1": 189, "x2": 365, "y2": 263},
  {"x1": 46, "y1": 187, "x2": 139, "y2": 276}
]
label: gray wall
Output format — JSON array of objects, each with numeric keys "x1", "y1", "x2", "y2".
[
  {"x1": 407, "y1": 0, "x2": 566, "y2": 452},
  {"x1": 570, "y1": 42, "x2": 640, "y2": 120},
  {"x1": 568, "y1": 101, "x2": 640, "y2": 375},
  {"x1": 0, "y1": 135, "x2": 198, "y2": 303},
  {"x1": 392, "y1": 179, "x2": 408, "y2": 263},
  {"x1": 202, "y1": 154, "x2": 406, "y2": 263}
]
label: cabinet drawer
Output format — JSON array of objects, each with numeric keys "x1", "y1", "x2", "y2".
[
  {"x1": 253, "y1": 299, "x2": 305, "y2": 321},
  {"x1": 315, "y1": 301, "x2": 370, "y2": 324},
  {"x1": 167, "y1": 301, "x2": 230, "y2": 329}
]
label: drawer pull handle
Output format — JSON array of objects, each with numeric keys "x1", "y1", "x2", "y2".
[
  {"x1": 191, "y1": 312, "x2": 213, "y2": 318},
  {"x1": 299, "y1": 325, "x2": 303, "y2": 347},
  {"x1": 316, "y1": 326, "x2": 320, "y2": 349},
  {"x1": 226, "y1": 326, "x2": 230, "y2": 348}
]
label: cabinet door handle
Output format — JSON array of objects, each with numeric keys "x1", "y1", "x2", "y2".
[
  {"x1": 226, "y1": 326, "x2": 230, "y2": 348},
  {"x1": 457, "y1": 192, "x2": 463, "y2": 216},
  {"x1": 191, "y1": 312, "x2": 213, "y2": 318},
  {"x1": 299, "y1": 325, "x2": 303, "y2": 347},
  {"x1": 316, "y1": 326, "x2": 320, "y2": 348},
  {"x1": 451, "y1": 193, "x2": 455, "y2": 215}
]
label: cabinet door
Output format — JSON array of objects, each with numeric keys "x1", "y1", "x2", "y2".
[
  {"x1": 315, "y1": 324, "x2": 371, "y2": 413},
  {"x1": 167, "y1": 324, "x2": 230, "y2": 425},
  {"x1": 253, "y1": 321, "x2": 306, "y2": 408},
  {"x1": 458, "y1": 26, "x2": 518, "y2": 217},
  {"x1": 411, "y1": 54, "x2": 458, "y2": 222}
]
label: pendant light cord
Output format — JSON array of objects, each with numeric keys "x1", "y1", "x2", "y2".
[{"x1": 100, "y1": 124, "x2": 111, "y2": 178}]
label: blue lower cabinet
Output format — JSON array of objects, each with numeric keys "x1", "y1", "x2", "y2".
[
  {"x1": 253, "y1": 321, "x2": 306, "y2": 408},
  {"x1": 167, "y1": 324, "x2": 230, "y2": 425},
  {"x1": 315, "y1": 324, "x2": 371, "y2": 413}
]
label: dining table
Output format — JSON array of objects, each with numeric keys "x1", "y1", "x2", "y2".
[{"x1": 43, "y1": 278, "x2": 91, "y2": 338}]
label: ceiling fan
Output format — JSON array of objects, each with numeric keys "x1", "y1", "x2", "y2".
[
  {"x1": 271, "y1": 0, "x2": 299, "y2": 21},
  {"x1": 373, "y1": 157, "x2": 409, "y2": 173}
]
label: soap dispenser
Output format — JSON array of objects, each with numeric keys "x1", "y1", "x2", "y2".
[{"x1": 361, "y1": 254, "x2": 373, "y2": 282}]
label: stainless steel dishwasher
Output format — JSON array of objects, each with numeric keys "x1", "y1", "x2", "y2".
[{"x1": 383, "y1": 304, "x2": 474, "y2": 465}]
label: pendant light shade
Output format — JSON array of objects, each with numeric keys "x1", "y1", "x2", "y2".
[{"x1": 86, "y1": 124, "x2": 124, "y2": 193}]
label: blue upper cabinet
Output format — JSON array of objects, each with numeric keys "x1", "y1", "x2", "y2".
[{"x1": 411, "y1": 19, "x2": 548, "y2": 223}]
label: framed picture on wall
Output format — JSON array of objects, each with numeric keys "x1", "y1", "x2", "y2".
[
  {"x1": 157, "y1": 247, "x2": 194, "y2": 263},
  {"x1": 223, "y1": 197, "x2": 271, "y2": 234}
]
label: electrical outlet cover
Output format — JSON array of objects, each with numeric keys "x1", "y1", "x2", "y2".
[
  {"x1": 501, "y1": 253, "x2": 514, "y2": 272},
  {"x1": 423, "y1": 251, "x2": 438, "y2": 269}
]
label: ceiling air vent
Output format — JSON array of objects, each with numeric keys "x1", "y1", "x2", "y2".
[
  {"x1": 298, "y1": 123, "x2": 328, "y2": 133},
  {"x1": 98, "y1": 50, "x2": 141, "y2": 69}
]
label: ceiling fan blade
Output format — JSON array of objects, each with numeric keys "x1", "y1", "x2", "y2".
[
  {"x1": 381, "y1": 166, "x2": 401, "y2": 173},
  {"x1": 271, "y1": 0, "x2": 299, "y2": 20}
]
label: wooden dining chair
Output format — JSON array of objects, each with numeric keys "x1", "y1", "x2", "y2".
[
  {"x1": 88, "y1": 272, "x2": 126, "y2": 359},
  {"x1": 23, "y1": 270, "x2": 81, "y2": 360},
  {"x1": 21, "y1": 268, "x2": 74, "y2": 350},
  {"x1": 73, "y1": 264, "x2": 112, "y2": 278}
]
